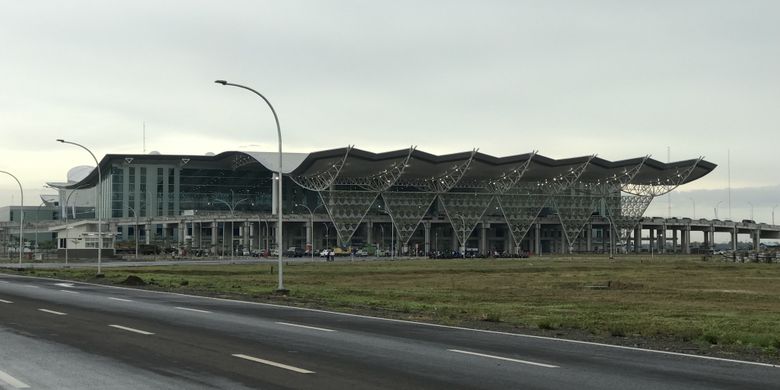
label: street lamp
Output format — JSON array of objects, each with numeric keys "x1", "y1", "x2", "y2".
[
  {"x1": 57, "y1": 139, "x2": 103, "y2": 276},
  {"x1": 62, "y1": 186, "x2": 87, "y2": 265},
  {"x1": 773, "y1": 204, "x2": 778, "y2": 226},
  {"x1": 378, "y1": 207, "x2": 395, "y2": 260},
  {"x1": 211, "y1": 190, "x2": 250, "y2": 259},
  {"x1": 34, "y1": 201, "x2": 45, "y2": 260},
  {"x1": 128, "y1": 206, "x2": 140, "y2": 260},
  {"x1": 295, "y1": 203, "x2": 324, "y2": 259},
  {"x1": 747, "y1": 202, "x2": 754, "y2": 221},
  {"x1": 714, "y1": 200, "x2": 724, "y2": 220},
  {"x1": 215, "y1": 80, "x2": 286, "y2": 293},
  {"x1": 688, "y1": 197, "x2": 696, "y2": 219},
  {"x1": 0, "y1": 170, "x2": 23, "y2": 266}
]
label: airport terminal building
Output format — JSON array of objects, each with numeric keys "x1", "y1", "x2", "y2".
[{"x1": 38, "y1": 147, "x2": 724, "y2": 257}]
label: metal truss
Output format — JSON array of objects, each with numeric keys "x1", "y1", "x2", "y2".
[
  {"x1": 397, "y1": 149, "x2": 477, "y2": 193},
  {"x1": 622, "y1": 157, "x2": 703, "y2": 196},
  {"x1": 540, "y1": 155, "x2": 596, "y2": 195},
  {"x1": 318, "y1": 189, "x2": 379, "y2": 245},
  {"x1": 336, "y1": 147, "x2": 415, "y2": 192},
  {"x1": 485, "y1": 151, "x2": 537, "y2": 194},
  {"x1": 381, "y1": 191, "x2": 437, "y2": 247},
  {"x1": 551, "y1": 194, "x2": 600, "y2": 252},
  {"x1": 496, "y1": 192, "x2": 548, "y2": 252},
  {"x1": 438, "y1": 192, "x2": 494, "y2": 248},
  {"x1": 232, "y1": 153, "x2": 256, "y2": 170},
  {"x1": 539, "y1": 156, "x2": 595, "y2": 252},
  {"x1": 289, "y1": 146, "x2": 353, "y2": 191},
  {"x1": 580, "y1": 156, "x2": 649, "y2": 197},
  {"x1": 604, "y1": 194, "x2": 654, "y2": 249}
]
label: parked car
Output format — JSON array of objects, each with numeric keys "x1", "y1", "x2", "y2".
[
  {"x1": 285, "y1": 247, "x2": 305, "y2": 257},
  {"x1": 355, "y1": 249, "x2": 369, "y2": 257}
]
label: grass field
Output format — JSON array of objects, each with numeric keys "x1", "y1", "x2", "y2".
[{"x1": 8, "y1": 255, "x2": 780, "y2": 359}]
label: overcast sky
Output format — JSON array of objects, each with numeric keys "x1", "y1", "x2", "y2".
[{"x1": 1, "y1": 1, "x2": 778, "y2": 222}]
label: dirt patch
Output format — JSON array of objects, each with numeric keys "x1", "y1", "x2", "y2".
[{"x1": 119, "y1": 275, "x2": 147, "y2": 286}]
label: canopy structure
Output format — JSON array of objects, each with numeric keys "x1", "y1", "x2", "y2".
[{"x1": 57, "y1": 147, "x2": 716, "y2": 253}]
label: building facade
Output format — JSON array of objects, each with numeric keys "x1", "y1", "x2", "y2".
[{"x1": 38, "y1": 147, "x2": 721, "y2": 258}]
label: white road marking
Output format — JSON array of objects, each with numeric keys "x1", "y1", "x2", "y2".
[
  {"x1": 232, "y1": 354, "x2": 315, "y2": 374},
  {"x1": 11, "y1": 273, "x2": 779, "y2": 369},
  {"x1": 449, "y1": 349, "x2": 559, "y2": 368},
  {"x1": 0, "y1": 299, "x2": 12, "y2": 304},
  {"x1": 0, "y1": 280, "x2": 8, "y2": 283},
  {"x1": 38, "y1": 308, "x2": 67, "y2": 316},
  {"x1": 0, "y1": 369, "x2": 30, "y2": 388},
  {"x1": 22, "y1": 285, "x2": 39, "y2": 288},
  {"x1": 174, "y1": 306, "x2": 212, "y2": 314},
  {"x1": 276, "y1": 321, "x2": 335, "y2": 332},
  {"x1": 60, "y1": 289, "x2": 79, "y2": 294},
  {"x1": 109, "y1": 324, "x2": 155, "y2": 335},
  {"x1": 108, "y1": 297, "x2": 133, "y2": 302},
  {"x1": 54, "y1": 282, "x2": 75, "y2": 288}
]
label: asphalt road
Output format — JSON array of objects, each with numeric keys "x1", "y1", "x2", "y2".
[{"x1": 1, "y1": 273, "x2": 778, "y2": 390}]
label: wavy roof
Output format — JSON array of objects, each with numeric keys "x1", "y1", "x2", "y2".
[{"x1": 55, "y1": 147, "x2": 716, "y2": 189}]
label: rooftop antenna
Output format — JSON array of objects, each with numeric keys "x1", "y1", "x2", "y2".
[
  {"x1": 667, "y1": 146, "x2": 671, "y2": 218},
  {"x1": 728, "y1": 149, "x2": 731, "y2": 220},
  {"x1": 143, "y1": 121, "x2": 146, "y2": 154}
]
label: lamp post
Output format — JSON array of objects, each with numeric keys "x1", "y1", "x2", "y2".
[
  {"x1": 378, "y1": 207, "x2": 395, "y2": 260},
  {"x1": 773, "y1": 204, "x2": 778, "y2": 226},
  {"x1": 57, "y1": 139, "x2": 103, "y2": 276},
  {"x1": 211, "y1": 190, "x2": 250, "y2": 259},
  {"x1": 688, "y1": 197, "x2": 696, "y2": 219},
  {"x1": 295, "y1": 203, "x2": 323, "y2": 259},
  {"x1": 128, "y1": 206, "x2": 139, "y2": 260},
  {"x1": 34, "y1": 201, "x2": 45, "y2": 260},
  {"x1": 62, "y1": 186, "x2": 86, "y2": 265},
  {"x1": 0, "y1": 170, "x2": 23, "y2": 266},
  {"x1": 215, "y1": 80, "x2": 286, "y2": 292},
  {"x1": 747, "y1": 202, "x2": 754, "y2": 221}
]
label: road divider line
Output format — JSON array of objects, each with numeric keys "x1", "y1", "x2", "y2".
[
  {"x1": 22, "y1": 285, "x2": 39, "y2": 288},
  {"x1": 276, "y1": 322, "x2": 335, "y2": 332},
  {"x1": 448, "y1": 349, "x2": 559, "y2": 368},
  {"x1": 0, "y1": 369, "x2": 30, "y2": 388},
  {"x1": 174, "y1": 306, "x2": 212, "y2": 314},
  {"x1": 59, "y1": 289, "x2": 79, "y2": 294},
  {"x1": 0, "y1": 299, "x2": 12, "y2": 304},
  {"x1": 38, "y1": 309, "x2": 67, "y2": 316},
  {"x1": 108, "y1": 297, "x2": 133, "y2": 302},
  {"x1": 232, "y1": 354, "x2": 315, "y2": 374},
  {"x1": 109, "y1": 324, "x2": 155, "y2": 335},
  {"x1": 12, "y1": 273, "x2": 778, "y2": 368},
  {"x1": 0, "y1": 280, "x2": 8, "y2": 283},
  {"x1": 54, "y1": 282, "x2": 75, "y2": 288}
]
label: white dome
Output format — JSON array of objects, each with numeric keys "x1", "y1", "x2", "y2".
[
  {"x1": 205, "y1": 152, "x2": 215, "y2": 156},
  {"x1": 67, "y1": 166, "x2": 94, "y2": 183},
  {"x1": 149, "y1": 150, "x2": 160, "y2": 155}
]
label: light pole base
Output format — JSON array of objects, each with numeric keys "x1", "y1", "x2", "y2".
[
  {"x1": 273, "y1": 288, "x2": 290, "y2": 295},
  {"x1": 95, "y1": 273, "x2": 105, "y2": 279}
]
